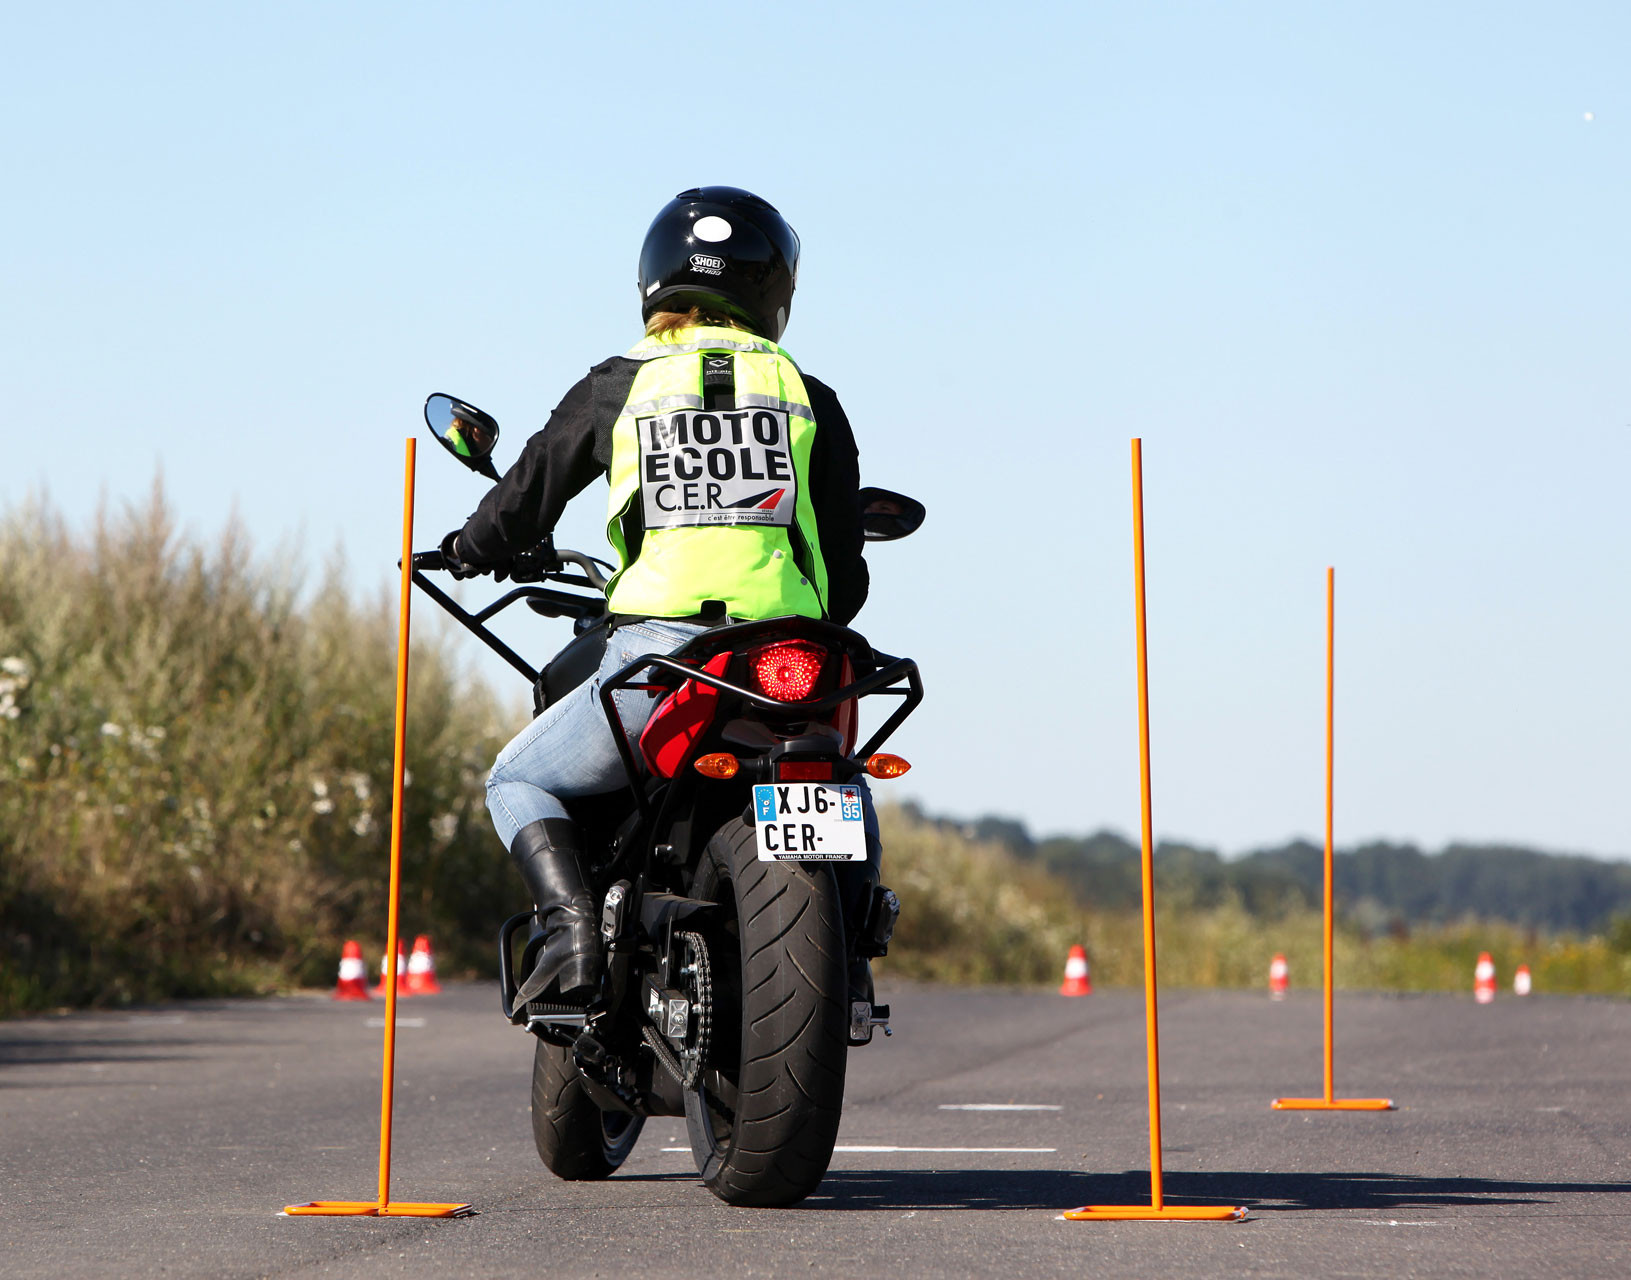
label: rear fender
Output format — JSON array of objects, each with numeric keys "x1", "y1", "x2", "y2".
[{"x1": 639, "y1": 652, "x2": 733, "y2": 778}]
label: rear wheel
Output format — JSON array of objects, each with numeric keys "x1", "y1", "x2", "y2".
[
  {"x1": 684, "y1": 816, "x2": 849, "y2": 1206},
  {"x1": 530, "y1": 1037, "x2": 644, "y2": 1179}
]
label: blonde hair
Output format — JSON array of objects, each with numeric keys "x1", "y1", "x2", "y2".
[{"x1": 644, "y1": 306, "x2": 749, "y2": 340}]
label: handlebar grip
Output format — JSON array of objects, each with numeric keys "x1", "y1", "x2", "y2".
[{"x1": 411, "y1": 550, "x2": 446, "y2": 571}]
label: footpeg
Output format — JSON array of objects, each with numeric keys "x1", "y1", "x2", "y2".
[
  {"x1": 525, "y1": 1000, "x2": 589, "y2": 1046},
  {"x1": 526, "y1": 1001, "x2": 589, "y2": 1028},
  {"x1": 849, "y1": 1000, "x2": 892, "y2": 1045}
]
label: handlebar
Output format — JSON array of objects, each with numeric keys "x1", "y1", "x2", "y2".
[
  {"x1": 555, "y1": 550, "x2": 611, "y2": 592},
  {"x1": 409, "y1": 543, "x2": 611, "y2": 590}
]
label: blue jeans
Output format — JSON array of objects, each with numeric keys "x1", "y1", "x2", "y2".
[
  {"x1": 485, "y1": 619, "x2": 881, "y2": 854},
  {"x1": 486, "y1": 620, "x2": 708, "y2": 849}
]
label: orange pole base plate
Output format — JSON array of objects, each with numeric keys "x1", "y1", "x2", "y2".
[
  {"x1": 1271, "y1": 1097, "x2": 1394, "y2": 1111},
  {"x1": 284, "y1": 1200, "x2": 474, "y2": 1218},
  {"x1": 1060, "y1": 1204, "x2": 1246, "y2": 1221}
]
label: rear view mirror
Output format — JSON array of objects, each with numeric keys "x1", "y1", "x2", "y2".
[
  {"x1": 858, "y1": 487, "x2": 926, "y2": 542},
  {"x1": 425, "y1": 393, "x2": 502, "y2": 481}
]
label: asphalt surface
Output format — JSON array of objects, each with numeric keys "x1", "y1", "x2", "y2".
[{"x1": 3, "y1": 981, "x2": 1628, "y2": 1279}]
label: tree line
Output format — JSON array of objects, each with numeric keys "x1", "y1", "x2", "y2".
[{"x1": 910, "y1": 805, "x2": 1631, "y2": 936}]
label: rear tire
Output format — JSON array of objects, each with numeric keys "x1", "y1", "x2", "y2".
[
  {"x1": 685, "y1": 816, "x2": 849, "y2": 1206},
  {"x1": 530, "y1": 1037, "x2": 644, "y2": 1180}
]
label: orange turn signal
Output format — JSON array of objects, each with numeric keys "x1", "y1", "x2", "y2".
[
  {"x1": 693, "y1": 753, "x2": 740, "y2": 779},
  {"x1": 865, "y1": 753, "x2": 911, "y2": 779}
]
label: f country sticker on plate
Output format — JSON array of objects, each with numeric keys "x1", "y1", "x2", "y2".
[{"x1": 753, "y1": 783, "x2": 866, "y2": 862}]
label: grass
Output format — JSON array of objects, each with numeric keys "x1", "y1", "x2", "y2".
[{"x1": 0, "y1": 486, "x2": 511, "y2": 1013}]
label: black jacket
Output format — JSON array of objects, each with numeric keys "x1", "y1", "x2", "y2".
[{"x1": 457, "y1": 355, "x2": 870, "y2": 625}]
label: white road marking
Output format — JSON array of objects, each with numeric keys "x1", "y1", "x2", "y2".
[
  {"x1": 938, "y1": 1103, "x2": 1062, "y2": 1111},
  {"x1": 365, "y1": 1018, "x2": 426, "y2": 1028},
  {"x1": 662, "y1": 1146, "x2": 1055, "y2": 1154},
  {"x1": 1358, "y1": 1220, "x2": 1442, "y2": 1227},
  {"x1": 834, "y1": 1146, "x2": 1058, "y2": 1154}
]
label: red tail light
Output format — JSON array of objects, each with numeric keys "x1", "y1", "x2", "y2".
[{"x1": 750, "y1": 641, "x2": 827, "y2": 702}]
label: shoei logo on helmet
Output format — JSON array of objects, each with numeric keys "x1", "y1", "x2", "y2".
[{"x1": 689, "y1": 253, "x2": 725, "y2": 275}]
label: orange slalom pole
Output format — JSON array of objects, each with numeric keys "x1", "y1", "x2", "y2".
[
  {"x1": 1062, "y1": 439, "x2": 1245, "y2": 1223},
  {"x1": 284, "y1": 439, "x2": 472, "y2": 1217},
  {"x1": 375, "y1": 437, "x2": 415, "y2": 1207},
  {"x1": 1324, "y1": 566, "x2": 1334, "y2": 1103},
  {"x1": 1272, "y1": 568, "x2": 1392, "y2": 1113},
  {"x1": 1133, "y1": 436, "x2": 1166, "y2": 1208}
]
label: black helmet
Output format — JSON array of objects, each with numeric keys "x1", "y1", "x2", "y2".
[{"x1": 638, "y1": 186, "x2": 801, "y2": 340}]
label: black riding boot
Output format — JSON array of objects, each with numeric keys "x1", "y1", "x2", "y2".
[{"x1": 510, "y1": 818, "x2": 603, "y2": 1005}]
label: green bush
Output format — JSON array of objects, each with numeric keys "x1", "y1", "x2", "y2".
[{"x1": 0, "y1": 487, "x2": 512, "y2": 1013}]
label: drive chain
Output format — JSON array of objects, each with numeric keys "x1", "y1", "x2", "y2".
[
  {"x1": 641, "y1": 930, "x2": 712, "y2": 1090},
  {"x1": 642, "y1": 1024, "x2": 685, "y2": 1083},
  {"x1": 677, "y1": 930, "x2": 711, "y2": 1089}
]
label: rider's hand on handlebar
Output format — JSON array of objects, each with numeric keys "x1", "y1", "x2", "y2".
[{"x1": 439, "y1": 530, "x2": 511, "y2": 582}]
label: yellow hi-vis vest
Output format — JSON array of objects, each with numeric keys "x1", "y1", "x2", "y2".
[{"x1": 604, "y1": 326, "x2": 830, "y2": 620}]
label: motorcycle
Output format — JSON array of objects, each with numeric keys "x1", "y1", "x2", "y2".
[{"x1": 412, "y1": 393, "x2": 925, "y2": 1206}]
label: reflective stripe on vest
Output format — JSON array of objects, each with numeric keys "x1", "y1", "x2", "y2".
[
  {"x1": 622, "y1": 334, "x2": 785, "y2": 361},
  {"x1": 604, "y1": 326, "x2": 829, "y2": 620}
]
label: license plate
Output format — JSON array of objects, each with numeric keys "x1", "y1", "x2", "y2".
[{"x1": 752, "y1": 783, "x2": 867, "y2": 862}]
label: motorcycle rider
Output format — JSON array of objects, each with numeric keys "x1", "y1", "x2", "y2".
[
  {"x1": 442, "y1": 186, "x2": 876, "y2": 1005},
  {"x1": 443, "y1": 412, "x2": 495, "y2": 461}
]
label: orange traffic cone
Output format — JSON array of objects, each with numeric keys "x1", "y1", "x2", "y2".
[
  {"x1": 1513, "y1": 964, "x2": 1532, "y2": 996},
  {"x1": 331, "y1": 940, "x2": 372, "y2": 1001},
  {"x1": 374, "y1": 940, "x2": 411, "y2": 997},
  {"x1": 405, "y1": 935, "x2": 442, "y2": 995},
  {"x1": 1474, "y1": 951, "x2": 1496, "y2": 1004},
  {"x1": 1059, "y1": 945, "x2": 1092, "y2": 996},
  {"x1": 1268, "y1": 952, "x2": 1289, "y2": 1001}
]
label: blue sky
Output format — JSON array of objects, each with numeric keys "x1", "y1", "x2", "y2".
[{"x1": 4, "y1": 2, "x2": 1627, "y2": 857}]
